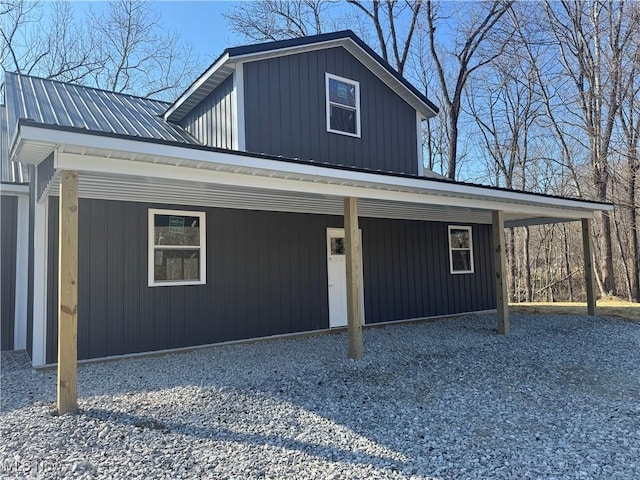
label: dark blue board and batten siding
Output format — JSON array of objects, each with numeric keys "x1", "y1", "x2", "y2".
[
  {"x1": 180, "y1": 75, "x2": 235, "y2": 149},
  {"x1": 44, "y1": 197, "x2": 495, "y2": 364},
  {"x1": 243, "y1": 47, "x2": 419, "y2": 175},
  {"x1": 1, "y1": 195, "x2": 18, "y2": 351}
]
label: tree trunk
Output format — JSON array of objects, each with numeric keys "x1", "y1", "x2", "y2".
[
  {"x1": 447, "y1": 110, "x2": 459, "y2": 179},
  {"x1": 630, "y1": 163, "x2": 640, "y2": 302},
  {"x1": 508, "y1": 227, "x2": 517, "y2": 301},
  {"x1": 612, "y1": 210, "x2": 633, "y2": 301},
  {"x1": 523, "y1": 226, "x2": 532, "y2": 302},
  {"x1": 599, "y1": 211, "x2": 616, "y2": 297},
  {"x1": 562, "y1": 224, "x2": 573, "y2": 302}
]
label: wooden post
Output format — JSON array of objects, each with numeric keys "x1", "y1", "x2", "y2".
[
  {"x1": 344, "y1": 197, "x2": 363, "y2": 360},
  {"x1": 492, "y1": 210, "x2": 509, "y2": 334},
  {"x1": 582, "y1": 218, "x2": 597, "y2": 316},
  {"x1": 57, "y1": 170, "x2": 79, "y2": 415}
]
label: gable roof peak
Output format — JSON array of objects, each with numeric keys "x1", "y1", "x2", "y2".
[{"x1": 164, "y1": 30, "x2": 439, "y2": 123}]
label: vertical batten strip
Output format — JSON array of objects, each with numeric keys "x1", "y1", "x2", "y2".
[
  {"x1": 492, "y1": 210, "x2": 509, "y2": 335},
  {"x1": 57, "y1": 170, "x2": 79, "y2": 415},
  {"x1": 581, "y1": 218, "x2": 597, "y2": 316},
  {"x1": 344, "y1": 197, "x2": 363, "y2": 359}
]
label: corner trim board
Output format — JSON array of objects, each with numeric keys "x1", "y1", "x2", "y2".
[
  {"x1": 32, "y1": 196, "x2": 48, "y2": 366},
  {"x1": 234, "y1": 62, "x2": 246, "y2": 151},
  {"x1": 13, "y1": 195, "x2": 29, "y2": 350}
]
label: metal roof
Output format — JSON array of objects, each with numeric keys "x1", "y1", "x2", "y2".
[
  {"x1": 4, "y1": 72, "x2": 200, "y2": 150},
  {"x1": 1, "y1": 104, "x2": 28, "y2": 184},
  {"x1": 165, "y1": 30, "x2": 439, "y2": 123}
]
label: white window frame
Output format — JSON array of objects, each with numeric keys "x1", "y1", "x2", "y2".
[
  {"x1": 448, "y1": 225, "x2": 475, "y2": 274},
  {"x1": 325, "y1": 72, "x2": 361, "y2": 138},
  {"x1": 148, "y1": 208, "x2": 206, "y2": 287}
]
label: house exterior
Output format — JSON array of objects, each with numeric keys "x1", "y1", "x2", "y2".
[{"x1": 1, "y1": 31, "x2": 611, "y2": 375}]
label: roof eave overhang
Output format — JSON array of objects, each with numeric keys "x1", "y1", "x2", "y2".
[
  {"x1": 14, "y1": 124, "x2": 612, "y2": 225},
  {"x1": 164, "y1": 37, "x2": 438, "y2": 124}
]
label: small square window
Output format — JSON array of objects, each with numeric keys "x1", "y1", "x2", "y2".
[
  {"x1": 148, "y1": 209, "x2": 206, "y2": 287},
  {"x1": 330, "y1": 237, "x2": 345, "y2": 255},
  {"x1": 448, "y1": 226, "x2": 474, "y2": 274},
  {"x1": 326, "y1": 73, "x2": 360, "y2": 137}
]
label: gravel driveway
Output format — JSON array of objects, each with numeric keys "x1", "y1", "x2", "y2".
[{"x1": 2, "y1": 313, "x2": 639, "y2": 479}]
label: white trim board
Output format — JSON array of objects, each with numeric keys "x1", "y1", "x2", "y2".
[
  {"x1": 13, "y1": 195, "x2": 29, "y2": 350},
  {"x1": 0, "y1": 184, "x2": 29, "y2": 195},
  {"x1": 14, "y1": 127, "x2": 608, "y2": 214},
  {"x1": 234, "y1": 62, "x2": 246, "y2": 150},
  {"x1": 52, "y1": 151, "x2": 602, "y2": 221},
  {"x1": 31, "y1": 197, "x2": 48, "y2": 366}
]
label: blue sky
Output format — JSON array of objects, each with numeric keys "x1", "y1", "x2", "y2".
[
  {"x1": 150, "y1": 1, "x2": 239, "y2": 60},
  {"x1": 76, "y1": 1, "x2": 250, "y2": 63}
]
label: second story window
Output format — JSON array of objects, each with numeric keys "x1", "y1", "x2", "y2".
[{"x1": 326, "y1": 73, "x2": 360, "y2": 137}]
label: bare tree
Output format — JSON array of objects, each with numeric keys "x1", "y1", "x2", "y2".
[
  {"x1": 1, "y1": 0, "x2": 198, "y2": 100},
  {"x1": 223, "y1": 0, "x2": 337, "y2": 41},
  {"x1": 423, "y1": 0, "x2": 514, "y2": 180},
  {"x1": 87, "y1": 0, "x2": 198, "y2": 98},
  {"x1": 468, "y1": 48, "x2": 541, "y2": 300},
  {"x1": 542, "y1": 0, "x2": 636, "y2": 297},
  {"x1": 345, "y1": 0, "x2": 421, "y2": 75},
  {"x1": 224, "y1": 0, "x2": 423, "y2": 75}
]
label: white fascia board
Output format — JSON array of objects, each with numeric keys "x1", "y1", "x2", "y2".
[
  {"x1": 340, "y1": 41, "x2": 438, "y2": 119},
  {"x1": 164, "y1": 53, "x2": 230, "y2": 121},
  {"x1": 416, "y1": 111, "x2": 424, "y2": 177},
  {"x1": 57, "y1": 151, "x2": 599, "y2": 220},
  {"x1": 229, "y1": 38, "x2": 346, "y2": 63},
  {"x1": 0, "y1": 183, "x2": 29, "y2": 195},
  {"x1": 20, "y1": 126, "x2": 610, "y2": 215},
  {"x1": 234, "y1": 62, "x2": 246, "y2": 151},
  {"x1": 230, "y1": 38, "x2": 438, "y2": 119}
]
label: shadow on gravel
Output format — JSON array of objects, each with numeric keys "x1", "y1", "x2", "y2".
[
  {"x1": 4, "y1": 314, "x2": 640, "y2": 478},
  {"x1": 82, "y1": 407, "x2": 408, "y2": 470}
]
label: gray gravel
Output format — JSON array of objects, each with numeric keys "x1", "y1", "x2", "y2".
[{"x1": 2, "y1": 313, "x2": 640, "y2": 479}]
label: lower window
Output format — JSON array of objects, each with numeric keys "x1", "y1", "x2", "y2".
[
  {"x1": 448, "y1": 225, "x2": 474, "y2": 274},
  {"x1": 148, "y1": 209, "x2": 206, "y2": 286}
]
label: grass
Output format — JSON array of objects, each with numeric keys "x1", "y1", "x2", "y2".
[{"x1": 510, "y1": 298, "x2": 640, "y2": 322}]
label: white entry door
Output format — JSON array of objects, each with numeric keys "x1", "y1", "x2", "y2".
[{"x1": 327, "y1": 228, "x2": 364, "y2": 328}]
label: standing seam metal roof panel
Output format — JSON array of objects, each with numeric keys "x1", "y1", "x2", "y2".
[
  {"x1": 4, "y1": 72, "x2": 200, "y2": 146},
  {"x1": 0, "y1": 105, "x2": 29, "y2": 184}
]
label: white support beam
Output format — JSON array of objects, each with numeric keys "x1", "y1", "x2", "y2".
[
  {"x1": 57, "y1": 170, "x2": 78, "y2": 415},
  {"x1": 344, "y1": 197, "x2": 363, "y2": 360},
  {"x1": 492, "y1": 210, "x2": 509, "y2": 335},
  {"x1": 54, "y1": 152, "x2": 600, "y2": 221},
  {"x1": 32, "y1": 196, "x2": 49, "y2": 367},
  {"x1": 234, "y1": 62, "x2": 246, "y2": 151},
  {"x1": 582, "y1": 218, "x2": 597, "y2": 316},
  {"x1": 13, "y1": 195, "x2": 29, "y2": 350},
  {"x1": 416, "y1": 112, "x2": 424, "y2": 177}
]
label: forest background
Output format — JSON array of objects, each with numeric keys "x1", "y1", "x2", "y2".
[{"x1": 3, "y1": 0, "x2": 639, "y2": 303}]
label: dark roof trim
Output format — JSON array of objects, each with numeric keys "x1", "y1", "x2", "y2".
[
  {"x1": 165, "y1": 30, "x2": 439, "y2": 121},
  {"x1": 16, "y1": 118, "x2": 612, "y2": 208},
  {"x1": 226, "y1": 31, "x2": 439, "y2": 113}
]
